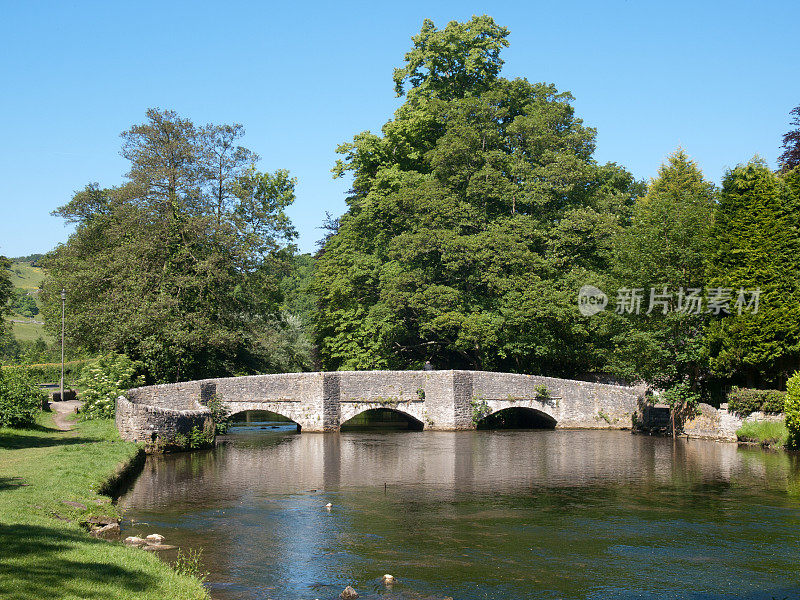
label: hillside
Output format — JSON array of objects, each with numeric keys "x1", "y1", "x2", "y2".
[{"x1": 5, "y1": 260, "x2": 50, "y2": 342}]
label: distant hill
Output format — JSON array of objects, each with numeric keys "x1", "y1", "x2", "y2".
[
  {"x1": 10, "y1": 253, "x2": 45, "y2": 265},
  {"x1": 7, "y1": 261, "x2": 45, "y2": 291},
  {"x1": 4, "y1": 260, "x2": 50, "y2": 343}
]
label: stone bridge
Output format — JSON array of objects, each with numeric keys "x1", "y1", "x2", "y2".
[{"x1": 116, "y1": 370, "x2": 644, "y2": 444}]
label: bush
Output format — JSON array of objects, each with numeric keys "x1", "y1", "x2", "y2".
[
  {"x1": 206, "y1": 396, "x2": 230, "y2": 434},
  {"x1": 77, "y1": 353, "x2": 144, "y2": 420},
  {"x1": 786, "y1": 372, "x2": 800, "y2": 449},
  {"x1": 0, "y1": 368, "x2": 45, "y2": 427},
  {"x1": 727, "y1": 387, "x2": 786, "y2": 416}
]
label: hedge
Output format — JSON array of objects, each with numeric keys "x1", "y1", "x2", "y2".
[
  {"x1": 727, "y1": 387, "x2": 786, "y2": 416},
  {"x1": 786, "y1": 373, "x2": 800, "y2": 449},
  {"x1": 0, "y1": 360, "x2": 91, "y2": 386}
]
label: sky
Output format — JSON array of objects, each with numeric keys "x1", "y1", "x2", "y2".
[{"x1": 1, "y1": 0, "x2": 798, "y2": 257}]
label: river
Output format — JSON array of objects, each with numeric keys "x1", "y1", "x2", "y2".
[{"x1": 117, "y1": 422, "x2": 800, "y2": 599}]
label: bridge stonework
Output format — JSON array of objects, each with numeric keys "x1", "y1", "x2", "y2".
[{"x1": 115, "y1": 370, "x2": 643, "y2": 443}]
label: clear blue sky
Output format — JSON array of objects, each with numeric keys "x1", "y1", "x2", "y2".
[{"x1": 1, "y1": 0, "x2": 798, "y2": 257}]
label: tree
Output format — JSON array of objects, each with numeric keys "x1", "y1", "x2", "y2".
[
  {"x1": 315, "y1": 16, "x2": 641, "y2": 374},
  {"x1": 779, "y1": 104, "x2": 800, "y2": 173},
  {"x1": 705, "y1": 158, "x2": 800, "y2": 387},
  {"x1": 41, "y1": 109, "x2": 303, "y2": 382},
  {"x1": 0, "y1": 257, "x2": 12, "y2": 318},
  {"x1": 392, "y1": 16, "x2": 510, "y2": 101},
  {"x1": 606, "y1": 149, "x2": 716, "y2": 390}
]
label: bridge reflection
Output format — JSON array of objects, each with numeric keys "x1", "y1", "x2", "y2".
[{"x1": 118, "y1": 430, "x2": 780, "y2": 513}]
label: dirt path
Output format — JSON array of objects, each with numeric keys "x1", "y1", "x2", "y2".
[{"x1": 50, "y1": 400, "x2": 82, "y2": 431}]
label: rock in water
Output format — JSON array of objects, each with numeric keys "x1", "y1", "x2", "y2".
[
  {"x1": 91, "y1": 523, "x2": 121, "y2": 539},
  {"x1": 382, "y1": 574, "x2": 395, "y2": 585},
  {"x1": 123, "y1": 536, "x2": 146, "y2": 547},
  {"x1": 145, "y1": 534, "x2": 165, "y2": 544},
  {"x1": 340, "y1": 586, "x2": 359, "y2": 599}
]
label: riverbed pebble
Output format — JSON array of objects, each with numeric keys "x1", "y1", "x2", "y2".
[
  {"x1": 382, "y1": 574, "x2": 395, "y2": 585},
  {"x1": 145, "y1": 534, "x2": 165, "y2": 544}
]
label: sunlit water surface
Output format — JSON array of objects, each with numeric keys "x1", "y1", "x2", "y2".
[{"x1": 118, "y1": 424, "x2": 800, "y2": 600}]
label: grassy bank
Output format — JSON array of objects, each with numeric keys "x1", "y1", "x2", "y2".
[
  {"x1": 736, "y1": 418, "x2": 790, "y2": 448},
  {"x1": 0, "y1": 413, "x2": 208, "y2": 600}
]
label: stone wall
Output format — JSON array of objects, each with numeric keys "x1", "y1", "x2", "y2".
[
  {"x1": 115, "y1": 370, "x2": 644, "y2": 441},
  {"x1": 115, "y1": 395, "x2": 212, "y2": 445},
  {"x1": 683, "y1": 403, "x2": 784, "y2": 442}
]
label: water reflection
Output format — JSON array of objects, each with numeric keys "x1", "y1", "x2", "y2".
[{"x1": 118, "y1": 427, "x2": 800, "y2": 600}]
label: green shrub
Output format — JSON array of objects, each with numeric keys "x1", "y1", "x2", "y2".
[
  {"x1": 728, "y1": 387, "x2": 786, "y2": 416},
  {"x1": 206, "y1": 395, "x2": 230, "y2": 434},
  {"x1": 736, "y1": 419, "x2": 789, "y2": 448},
  {"x1": 471, "y1": 396, "x2": 491, "y2": 425},
  {"x1": 77, "y1": 353, "x2": 144, "y2": 420},
  {"x1": 786, "y1": 371, "x2": 800, "y2": 449},
  {"x1": 0, "y1": 368, "x2": 45, "y2": 427}
]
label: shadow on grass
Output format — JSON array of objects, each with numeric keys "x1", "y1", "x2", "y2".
[
  {"x1": 0, "y1": 477, "x2": 31, "y2": 491},
  {"x1": 0, "y1": 523, "x2": 150, "y2": 599},
  {"x1": 0, "y1": 430, "x2": 101, "y2": 451}
]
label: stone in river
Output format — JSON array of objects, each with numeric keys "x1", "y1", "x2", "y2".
[
  {"x1": 340, "y1": 586, "x2": 359, "y2": 599},
  {"x1": 145, "y1": 534, "x2": 165, "y2": 544},
  {"x1": 123, "y1": 536, "x2": 146, "y2": 546},
  {"x1": 91, "y1": 523, "x2": 121, "y2": 539}
]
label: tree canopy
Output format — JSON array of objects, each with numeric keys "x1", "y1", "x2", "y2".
[
  {"x1": 705, "y1": 158, "x2": 800, "y2": 387},
  {"x1": 315, "y1": 16, "x2": 642, "y2": 374},
  {"x1": 779, "y1": 104, "x2": 800, "y2": 173},
  {"x1": 42, "y1": 109, "x2": 306, "y2": 382}
]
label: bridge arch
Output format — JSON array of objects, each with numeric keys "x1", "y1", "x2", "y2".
[
  {"x1": 340, "y1": 407, "x2": 424, "y2": 431},
  {"x1": 226, "y1": 408, "x2": 302, "y2": 433},
  {"x1": 476, "y1": 406, "x2": 557, "y2": 430}
]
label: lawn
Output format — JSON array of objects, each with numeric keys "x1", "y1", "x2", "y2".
[{"x1": 0, "y1": 412, "x2": 208, "y2": 600}]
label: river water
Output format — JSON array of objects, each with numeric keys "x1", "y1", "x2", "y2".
[{"x1": 118, "y1": 423, "x2": 800, "y2": 600}]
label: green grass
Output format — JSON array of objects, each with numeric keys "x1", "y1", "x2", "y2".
[
  {"x1": 7, "y1": 262, "x2": 45, "y2": 291},
  {"x1": 9, "y1": 320, "x2": 51, "y2": 343},
  {"x1": 0, "y1": 412, "x2": 208, "y2": 600},
  {"x1": 736, "y1": 418, "x2": 790, "y2": 448},
  {"x1": 5, "y1": 261, "x2": 50, "y2": 343}
]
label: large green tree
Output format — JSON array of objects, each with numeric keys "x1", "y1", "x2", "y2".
[
  {"x1": 705, "y1": 158, "x2": 800, "y2": 387},
  {"x1": 605, "y1": 149, "x2": 717, "y2": 388},
  {"x1": 314, "y1": 16, "x2": 641, "y2": 374},
  {"x1": 42, "y1": 109, "x2": 303, "y2": 382}
]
